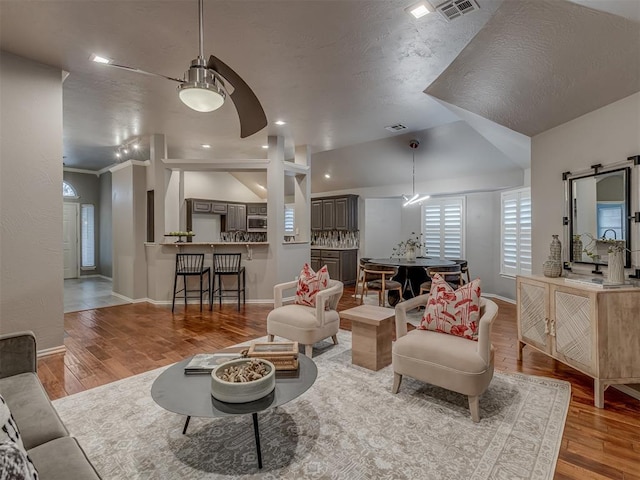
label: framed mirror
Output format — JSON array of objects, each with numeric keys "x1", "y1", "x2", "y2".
[{"x1": 569, "y1": 167, "x2": 631, "y2": 267}]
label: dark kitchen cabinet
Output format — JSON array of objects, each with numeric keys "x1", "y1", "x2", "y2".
[
  {"x1": 311, "y1": 200, "x2": 323, "y2": 230},
  {"x1": 211, "y1": 203, "x2": 227, "y2": 214},
  {"x1": 310, "y1": 195, "x2": 358, "y2": 231},
  {"x1": 225, "y1": 204, "x2": 247, "y2": 231},
  {"x1": 247, "y1": 203, "x2": 267, "y2": 215},
  {"x1": 311, "y1": 248, "x2": 358, "y2": 285},
  {"x1": 192, "y1": 200, "x2": 212, "y2": 213},
  {"x1": 322, "y1": 199, "x2": 335, "y2": 230}
]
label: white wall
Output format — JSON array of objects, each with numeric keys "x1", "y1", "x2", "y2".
[
  {"x1": 0, "y1": 52, "x2": 64, "y2": 350},
  {"x1": 531, "y1": 92, "x2": 640, "y2": 274},
  {"x1": 184, "y1": 171, "x2": 264, "y2": 202},
  {"x1": 362, "y1": 198, "x2": 404, "y2": 258}
]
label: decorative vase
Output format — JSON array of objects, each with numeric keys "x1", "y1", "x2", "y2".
[
  {"x1": 572, "y1": 236, "x2": 583, "y2": 262},
  {"x1": 550, "y1": 235, "x2": 562, "y2": 264},
  {"x1": 543, "y1": 257, "x2": 562, "y2": 278},
  {"x1": 607, "y1": 248, "x2": 625, "y2": 284},
  {"x1": 405, "y1": 247, "x2": 416, "y2": 262}
]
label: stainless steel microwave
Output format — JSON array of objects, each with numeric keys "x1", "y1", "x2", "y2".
[{"x1": 247, "y1": 215, "x2": 267, "y2": 231}]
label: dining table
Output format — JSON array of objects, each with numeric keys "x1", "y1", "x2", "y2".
[{"x1": 367, "y1": 257, "x2": 456, "y2": 306}]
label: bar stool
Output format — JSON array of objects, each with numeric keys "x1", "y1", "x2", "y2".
[
  {"x1": 211, "y1": 253, "x2": 246, "y2": 311},
  {"x1": 172, "y1": 253, "x2": 211, "y2": 312}
]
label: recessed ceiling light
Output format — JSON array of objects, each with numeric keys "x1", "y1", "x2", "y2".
[
  {"x1": 133, "y1": 144, "x2": 140, "y2": 150},
  {"x1": 122, "y1": 148, "x2": 128, "y2": 154},
  {"x1": 324, "y1": 174, "x2": 331, "y2": 179},
  {"x1": 274, "y1": 120, "x2": 286, "y2": 126},
  {"x1": 262, "y1": 145, "x2": 269, "y2": 149},
  {"x1": 201, "y1": 144, "x2": 211, "y2": 149},
  {"x1": 257, "y1": 184, "x2": 266, "y2": 190},
  {"x1": 90, "y1": 53, "x2": 112, "y2": 64},
  {"x1": 115, "y1": 152, "x2": 121, "y2": 158},
  {"x1": 404, "y1": 1, "x2": 434, "y2": 18}
]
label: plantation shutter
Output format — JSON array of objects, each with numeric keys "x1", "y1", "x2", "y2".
[
  {"x1": 422, "y1": 197, "x2": 465, "y2": 259},
  {"x1": 81, "y1": 204, "x2": 95, "y2": 268},
  {"x1": 501, "y1": 188, "x2": 531, "y2": 276},
  {"x1": 284, "y1": 204, "x2": 295, "y2": 233}
]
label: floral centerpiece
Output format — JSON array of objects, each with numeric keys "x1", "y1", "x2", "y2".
[{"x1": 392, "y1": 232, "x2": 424, "y2": 262}]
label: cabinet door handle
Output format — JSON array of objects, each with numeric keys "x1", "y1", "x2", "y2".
[
  {"x1": 544, "y1": 317, "x2": 550, "y2": 334},
  {"x1": 550, "y1": 318, "x2": 556, "y2": 337}
]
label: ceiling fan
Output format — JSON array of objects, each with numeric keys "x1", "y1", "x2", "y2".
[{"x1": 94, "y1": 0, "x2": 267, "y2": 139}]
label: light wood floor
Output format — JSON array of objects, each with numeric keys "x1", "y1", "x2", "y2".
[{"x1": 38, "y1": 288, "x2": 640, "y2": 480}]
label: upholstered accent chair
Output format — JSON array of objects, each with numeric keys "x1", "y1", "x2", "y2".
[
  {"x1": 392, "y1": 295, "x2": 499, "y2": 422},
  {"x1": 267, "y1": 279, "x2": 344, "y2": 357}
]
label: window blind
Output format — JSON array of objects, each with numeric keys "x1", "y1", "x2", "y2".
[
  {"x1": 422, "y1": 197, "x2": 465, "y2": 259},
  {"x1": 501, "y1": 188, "x2": 531, "y2": 276},
  {"x1": 81, "y1": 204, "x2": 95, "y2": 268},
  {"x1": 284, "y1": 204, "x2": 295, "y2": 233}
]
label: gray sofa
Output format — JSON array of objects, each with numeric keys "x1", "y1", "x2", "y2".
[{"x1": 0, "y1": 331, "x2": 101, "y2": 479}]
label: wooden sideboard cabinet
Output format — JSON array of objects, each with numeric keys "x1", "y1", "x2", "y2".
[{"x1": 516, "y1": 274, "x2": 640, "y2": 408}]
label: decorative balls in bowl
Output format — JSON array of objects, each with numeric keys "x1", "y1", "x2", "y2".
[{"x1": 210, "y1": 358, "x2": 276, "y2": 403}]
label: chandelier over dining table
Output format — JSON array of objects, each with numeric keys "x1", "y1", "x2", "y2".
[{"x1": 402, "y1": 139, "x2": 430, "y2": 207}]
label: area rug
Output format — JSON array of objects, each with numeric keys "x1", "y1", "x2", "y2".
[{"x1": 52, "y1": 331, "x2": 570, "y2": 480}]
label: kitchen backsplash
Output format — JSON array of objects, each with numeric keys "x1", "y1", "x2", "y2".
[
  {"x1": 311, "y1": 230, "x2": 359, "y2": 248},
  {"x1": 220, "y1": 231, "x2": 267, "y2": 242}
]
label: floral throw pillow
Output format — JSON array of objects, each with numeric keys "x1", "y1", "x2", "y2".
[
  {"x1": 418, "y1": 274, "x2": 482, "y2": 341},
  {"x1": 295, "y1": 263, "x2": 330, "y2": 307}
]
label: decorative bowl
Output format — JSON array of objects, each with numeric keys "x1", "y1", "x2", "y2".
[{"x1": 210, "y1": 358, "x2": 275, "y2": 403}]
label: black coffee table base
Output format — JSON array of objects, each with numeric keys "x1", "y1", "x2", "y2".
[
  {"x1": 181, "y1": 411, "x2": 264, "y2": 469},
  {"x1": 151, "y1": 354, "x2": 317, "y2": 472}
]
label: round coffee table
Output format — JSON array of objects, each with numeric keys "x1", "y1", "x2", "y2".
[{"x1": 151, "y1": 352, "x2": 317, "y2": 469}]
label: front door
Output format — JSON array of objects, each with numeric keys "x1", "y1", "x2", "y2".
[{"x1": 63, "y1": 203, "x2": 79, "y2": 279}]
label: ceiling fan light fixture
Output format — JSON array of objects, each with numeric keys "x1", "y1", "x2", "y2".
[
  {"x1": 178, "y1": 58, "x2": 226, "y2": 112},
  {"x1": 178, "y1": 83, "x2": 225, "y2": 112}
]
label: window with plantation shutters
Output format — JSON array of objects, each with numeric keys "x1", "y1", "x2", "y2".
[
  {"x1": 81, "y1": 204, "x2": 95, "y2": 268},
  {"x1": 421, "y1": 197, "x2": 465, "y2": 259},
  {"x1": 284, "y1": 204, "x2": 295, "y2": 234},
  {"x1": 501, "y1": 188, "x2": 531, "y2": 276}
]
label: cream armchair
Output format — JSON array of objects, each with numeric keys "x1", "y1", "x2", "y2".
[
  {"x1": 267, "y1": 279, "x2": 344, "y2": 357},
  {"x1": 392, "y1": 294, "x2": 499, "y2": 422}
]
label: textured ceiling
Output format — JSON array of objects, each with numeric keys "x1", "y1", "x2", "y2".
[
  {"x1": 425, "y1": 0, "x2": 640, "y2": 136},
  {"x1": 0, "y1": 0, "x2": 500, "y2": 171}
]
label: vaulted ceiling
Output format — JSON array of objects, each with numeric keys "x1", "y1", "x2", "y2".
[{"x1": 0, "y1": 0, "x2": 638, "y2": 187}]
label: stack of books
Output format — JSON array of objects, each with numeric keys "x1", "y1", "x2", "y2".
[
  {"x1": 247, "y1": 341, "x2": 299, "y2": 371},
  {"x1": 183, "y1": 352, "x2": 242, "y2": 375}
]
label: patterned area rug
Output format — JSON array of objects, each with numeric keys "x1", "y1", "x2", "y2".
[{"x1": 53, "y1": 331, "x2": 570, "y2": 480}]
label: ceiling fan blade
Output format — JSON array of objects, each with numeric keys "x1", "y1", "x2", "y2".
[
  {"x1": 105, "y1": 63, "x2": 184, "y2": 84},
  {"x1": 207, "y1": 55, "x2": 267, "y2": 138}
]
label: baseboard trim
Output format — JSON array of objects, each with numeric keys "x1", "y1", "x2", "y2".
[
  {"x1": 613, "y1": 385, "x2": 640, "y2": 402},
  {"x1": 144, "y1": 298, "x2": 274, "y2": 306},
  {"x1": 482, "y1": 293, "x2": 515, "y2": 304},
  {"x1": 110, "y1": 292, "x2": 145, "y2": 303},
  {"x1": 37, "y1": 345, "x2": 67, "y2": 358}
]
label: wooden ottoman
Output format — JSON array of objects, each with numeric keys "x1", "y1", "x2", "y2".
[{"x1": 340, "y1": 305, "x2": 395, "y2": 371}]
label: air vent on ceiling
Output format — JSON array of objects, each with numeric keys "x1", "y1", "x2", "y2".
[
  {"x1": 436, "y1": 0, "x2": 480, "y2": 21},
  {"x1": 385, "y1": 124, "x2": 408, "y2": 132}
]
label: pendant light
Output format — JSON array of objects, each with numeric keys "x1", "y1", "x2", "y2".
[{"x1": 403, "y1": 139, "x2": 430, "y2": 207}]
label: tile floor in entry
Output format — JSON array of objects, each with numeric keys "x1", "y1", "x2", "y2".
[{"x1": 64, "y1": 277, "x2": 130, "y2": 313}]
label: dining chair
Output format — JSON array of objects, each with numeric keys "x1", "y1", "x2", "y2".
[
  {"x1": 451, "y1": 259, "x2": 470, "y2": 284},
  {"x1": 419, "y1": 264, "x2": 463, "y2": 295},
  {"x1": 356, "y1": 257, "x2": 372, "y2": 300},
  {"x1": 362, "y1": 263, "x2": 403, "y2": 307}
]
